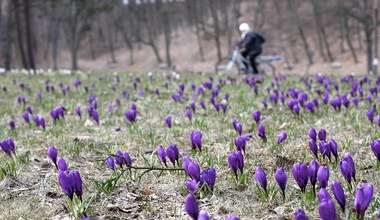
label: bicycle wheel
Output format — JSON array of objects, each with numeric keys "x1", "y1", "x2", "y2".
[
  {"x1": 215, "y1": 57, "x2": 241, "y2": 75},
  {"x1": 258, "y1": 61, "x2": 275, "y2": 76}
]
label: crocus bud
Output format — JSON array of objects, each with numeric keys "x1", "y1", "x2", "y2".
[
  {"x1": 202, "y1": 168, "x2": 216, "y2": 191},
  {"x1": 277, "y1": 132, "x2": 287, "y2": 144},
  {"x1": 228, "y1": 152, "x2": 240, "y2": 181},
  {"x1": 367, "y1": 109, "x2": 375, "y2": 124},
  {"x1": 58, "y1": 170, "x2": 74, "y2": 200},
  {"x1": 317, "y1": 166, "x2": 329, "y2": 188},
  {"x1": 318, "y1": 129, "x2": 327, "y2": 141},
  {"x1": 329, "y1": 139, "x2": 338, "y2": 161},
  {"x1": 340, "y1": 153, "x2": 356, "y2": 183},
  {"x1": 106, "y1": 156, "x2": 115, "y2": 170},
  {"x1": 318, "y1": 198, "x2": 337, "y2": 220},
  {"x1": 255, "y1": 166, "x2": 267, "y2": 192},
  {"x1": 185, "y1": 180, "x2": 198, "y2": 193},
  {"x1": 185, "y1": 193, "x2": 199, "y2": 220},
  {"x1": 331, "y1": 181, "x2": 346, "y2": 212},
  {"x1": 198, "y1": 211, "x2": 210, "y2": 220},
  {"x1": 157, "y1": 145, "x2": 167, "y2": 167},
  {"x1": 309, "y1": 128, "x2": 317, "y2": 141},
  {"x1": 226, "y1": 215, "x2": 240, "y2": 220},
  {"x1": 75, "y1": 106, "x2": 82, "y2": 118},
  {"x1": 48, "y1": 146, "x2": 58, "y2": 169},
  {"x1": 165, "y1": 115, "x2": 172, "y2": 128},
  {"x1": 9, "y1": 120, "x2": 15, "y2": 130},
  {"x1": 252, "y1": 110, "x2": 261, "y2": 124},
  {"x1": 123, "y1": 152, "x2": 132, "y2": 166},
  {"x1": 354, "y1": 182, "x2": 374, "y2": 218},
  {"x1": 234, "y1": 136, "x2": 247, "y2": 153},
  {"x1": 185, "y1": 110, "x2": 192, "y2": 121},
  {"x1": 114, "y1": 150, "x2": 124, "y2": 168},
  {"x1": 308, "y1": 160, "x2": 319, "y2": 192},
  {"x1": 57, "y1": 157, "x2": 68, "y2": 172},
  {"x1": 187, "y1": 161, "x2": 201, "y2": 182},
  {"x1": 370, "y1": 139, "x2": 380, "y2": 161},
  {"x1": 309, "y1": 140, "x2": 318, "y2": 159},
  {"x1": 275, "y1": 167, "x2": 287, "y2": 197},
  {"x1": 190, "y1": 130, "x2": 202, "y2": 151},
  {"x1": 294, "y1": 209, "x2": 309, "y2": 220},
  {"x1": 292, "y1": 162, "x2": 309, "y2": 193},
  {"x1": 258, "y1": 124, "x2": 267, "y2": 142},
  {"x1": 23, "y1": 112, "x2": 30, "y2": 124},
  {"x1": 319, "y1": 141, "x2": 331, "y2": 162}
]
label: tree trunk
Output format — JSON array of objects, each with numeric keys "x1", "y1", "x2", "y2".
[
  {"x1": 338, "y1": 17, "x2": 346, "y2": 53},
  {"x1": 1, "y1": 0, "x2": 12, "y2": 70},
  {"x1": 344, "y1": 16, "x2": 359, "y2": 63},
  {"x1": 365, "y1": 27, "x2": 373, "y2": 74},
  {"x1": 14, "y1": 0, "x2": 28, "y2": 69},
  {"x1": 106, "y1": 19, "x2": 117, "y2": 64},
  {"x1": 23, "y1": 0, "x2": 35, "y2": 72},
  {"x1": 208, "y1": 0, "x2": 222, "y2": 60},
  {"x1": 162, "y1": 11, "x2": 171, "y2": 67},
  {"x1": 70, "y1": 0, "x2": 78, "y2": 70},
  {"x1": 374, "y1": 0, "x2": 378, "y2": 75}
]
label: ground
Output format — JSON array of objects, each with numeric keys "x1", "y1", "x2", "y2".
[{"x1": 0, "y1": 71, "x2": 379, "y2": 220}]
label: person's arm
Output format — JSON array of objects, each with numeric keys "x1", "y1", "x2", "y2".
[
  {"x1": 257, "y1": 33, "x2": 266, "y2": 44},
  {"x1": 238, "y1": 32, "x2": 255, "y2": 52}
]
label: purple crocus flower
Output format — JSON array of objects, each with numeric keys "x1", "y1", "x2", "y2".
[
  {"x1": 319, "y1": 141, "x2": 331, "y2": 162},
  {"x1": 125, "y1": 109, "x2": 137, "y2": 122},
  {"x1": 292, "y1": 162, "x2": 309, "y2": 193},
  {"x1": 252, "y1": 110, "x2": 261, "y2": 124},
  {"x1": 185, "y1": 110, "x2": 192, "y2": 121},
  {"x1": 317, "y1": 166, "x2": 329, "y2": 188},
  {"x1": 341, "y1": 153, "x2": 356, "y2": 183},
  {"x1": 91, "y1": 110, "x2": 99, "y2": 125},
  {"x1": 354, "y1": 183, "x2": 374, "y2": 218},
  {"x1": 26, "y1": 105, "x2": 33, "y2": 114},
  {"x1": 318, "y1": 197, "x2": 337, "y2": 220},
  {"x1": 367, "y1": 109, "x2": 375, "y2": 124},
  {"x1": 9, "y1": 120, "x2": 15, "y2": 130},
  {"x1": 187, "y1": 161, "x2": 201, "y2": 183},
  {"x1": 58, "y1": 170, "x2": 74, "y2": 200},
  {"x1": 200, "y1": 100, "x2": 206, "y2": 110},
  {"x1": 275, "y1": 167, "x2": 287, "y2": 198},
  {"x1": 114, "y1": 150, "x2": 124, "y2": 168},
  {"x1": 352, "y1": 97, "x2": 359, "y2": 106},
  {"x1": 23, "y1": 112, "x2": 30, "y2": 124},
  {"x1": 371, "y1": 139, "x2": 380, "y2": 161},
  {"x1": 308, "y1": 159, "x2": 319, "y2": 193},
  {"x1": 309, "y1": 140, "x2": 318, "y2": 159},
  {"x1": 33, "y1": 115, "x2": 40, "y2": 127},
  {"x1": 186, "y1": 180, "x2": 198, "y2": 193},
  {"x1": 255, "y1": 166, "x2": 267, "y2": 192},
  {"x1": 258, "y1": 124, "x2": 267, "y2": 141},
  {"x1": 0, "y1": 138, "x2": 15, "y2": 156},
  {"x1": 202, "y1": 168, "x2": 216, "y2": 191},
  {"x1": 318, "y1": 129, "x2": 327, "y2": 141},
  {"x1": 308, "y1": 128, "x2": 317, "y2": 141},
  {"x1": 190, "y1": 130, "x2": 202, "y2": 151},
  {"x1": 329, "y1": 139, "x2": 338, "y2": 161},
  {"x1": 48, "y1": 146, "x2": 58, "y2": 169},
  {"x1": 157, "y1": 145, "x2": 167, "y2": 167},
  {"x1": 220, "y1": 102, "x2": 227, "y2": 113},
  {"x1": 228, "y1": 152, "x2": 240, "y2": 181},
  {"x1": 198, "y1": 211, "x2": 210, "y2": 220},
  {"x1": 377, "y1": 115, "x2": 380, "y2": 127},
  {"x1": 182, "y1": 156, "x2": 192, "y2": 173},
  {"x1": 106, "y1": 156, "x2": 115, "y2": 170},
  {"x1": 234, "y1": 136, "x2": 247, "y2": 153},
  {"x1": 57, "y1": 157, "x2": 68, "y2": 172},
  {"x1": 123, "y1": 152, "x2": 132, "y2": 166},
  {"x1": 39, "y1": 117, "x2": 46, "y2": 129},
  {"x1": 331, "y1": 181, "x2": 346, "y2": 212},
  {"x1": 185, "y1": 193, "x2": 199, "y2": 220},
  {"x1": 226, "y1": 215, "x2": 240, "y2": 220},
  {"x1": 190, "y1": 102, "x2": 196, "y2": 112},
  {"x1": 75, "y1": 106, "x2": 82, "y2": 118},
  {"x1": 166, "y1": 144, "x2": 179, "y2": 166},
  {"x1": 277, "y1": 132, "x2": 287, "y2": 144},
  {"x1": 165, "y1": 115, "x2": 172, "y2": 128},
  {"x1": 295, "y1": 209, "x2": 309, "y2": 220}
]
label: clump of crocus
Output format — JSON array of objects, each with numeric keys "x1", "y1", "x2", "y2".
[
  {"x1": 370, "y1": 139, "x2": 380, "y2": 162},
  {"x1": 234, "y1": 134, "x2": 252, "y2": 153},
  {"x1": 228, "y1": 151, "x2": 244, "y2": 181},
  {"x1": 339, "y1": 153, "x2": 356, "y2": 185},
  {"x1": 331, "y1": 181, "x2": 346, "y2": 212},
  {"x1": 48, "y1": 146, "x2": 58, "y2": 169},
  {"x1": 190, "y1": 130, "x2": 202, "y2": 151},
  {"x1": 277, "y1": 132, "x2": 287, "y2": 144},
  {"x1": 157, "y1": 145, "x2": 167, "y2": 167},
  {"x1": 317, "y1": 165, "x2": 329, "y2": 188},
  {"x1": 294, "y1": 209, "x2": 309, "y2": 220},
  {"x1": 254, "y1": 166, "x2": 267, "y2": 193},
  {"x1": 232, "y1": 118, "x2": 242, "y2": 135},
  {"x1": 275, "y1": 167, "x2": 287, "y2": 199},
  {"x1": 258, "y1": 124, "x2": 267, "y2": 142},
  {"x1": 58, "y1": 169, "x2": 83, "y2": 201},
  {"x1": 0, "y1": 137, "x2": 16, "y2": 156},
  {"x1": 166, "y1": 144, "x2": 179, "y2": 166},
  {"x1": 354, "y1": 182, "x2": 374, "y2": 219},
  {"x1": 319, "y1": 141, "x2": 332, "y2": 162},
  {"x1": 292, "y1": 162, "x2": 309, "y2": 193},
  {"x1": 105, "y1": 151, "x2": 132, "y2": 170},
  {"x1": 165, "y1": 115, "x2": 172, "y2": 128},
  {"x1": 125, "y1": 109, "x2": 137, "y2": 122}
]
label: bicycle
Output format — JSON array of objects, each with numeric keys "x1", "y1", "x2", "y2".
[{"x1": 215, "y1": 47, "x2": 283, "y2": 75}]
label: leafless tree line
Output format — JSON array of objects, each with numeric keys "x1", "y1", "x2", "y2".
[{"x1": 0, "y1": 0, "x2": 379, "y2": 74}]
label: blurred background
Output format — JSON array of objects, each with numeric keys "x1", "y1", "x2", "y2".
[{"x1": 0, "y1": 0, "x2": 379, "y2": 74}]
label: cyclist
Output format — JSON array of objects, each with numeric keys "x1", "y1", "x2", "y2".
[{"x1": 236, "y1": 23, "x2": 265, "y2": 74}]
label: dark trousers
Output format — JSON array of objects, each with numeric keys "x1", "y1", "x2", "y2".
[{"x1": 242, "y1": 50, "x2": 262, "y2": 74}]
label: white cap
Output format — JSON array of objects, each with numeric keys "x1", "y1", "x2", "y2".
[{"x1": 239, "y1": 23, "x2": 250, "y2": 32}]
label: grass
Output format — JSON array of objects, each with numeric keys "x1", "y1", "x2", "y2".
[{"x1": 0, "y1": 71, "x2": 379, "y2": 219}]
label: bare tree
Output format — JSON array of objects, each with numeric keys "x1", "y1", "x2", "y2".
[{"x1": 1, "y1": 0, "x2": 12, "y2": 70}]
